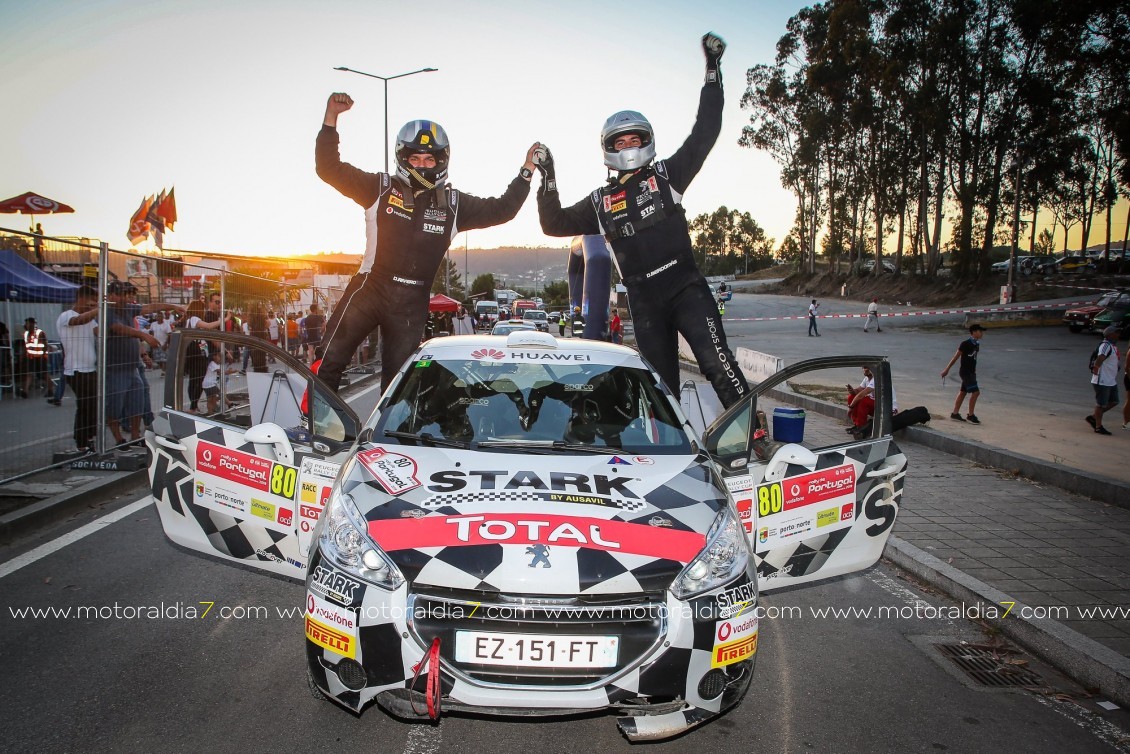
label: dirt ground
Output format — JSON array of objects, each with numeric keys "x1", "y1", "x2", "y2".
[{"x1": 750, "y1": 267, "x2": 1126, "y2": 307}]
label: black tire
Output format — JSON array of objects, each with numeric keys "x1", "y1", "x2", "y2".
[
  {"x1": 1069, "y1": 325, "x2": 1083, "y2": 333},
  {"x1": 307, "y1": 664, "x2": 329, "y2": 701}
]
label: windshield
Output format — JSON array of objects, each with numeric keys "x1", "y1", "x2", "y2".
[
  {"x1": 524, "y1": 312, "x2": 547, "y2": 320},
  {"x1": 373, "y1": 358, "x2": 692, "y2": 454}
]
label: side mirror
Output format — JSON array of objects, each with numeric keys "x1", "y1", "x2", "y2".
[
  {"x1": 764, "y1": 443, "x2": 819, "y2": 481},
  {"x1": 245, "y1": 422, "x2": 295, "y2": 467}
]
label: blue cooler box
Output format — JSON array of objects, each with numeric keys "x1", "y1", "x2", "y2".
[{"x1": 772, "y1": 407, "x2": 806, "y2": 443}]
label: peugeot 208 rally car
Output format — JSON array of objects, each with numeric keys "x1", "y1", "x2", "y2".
[{"x1": 149, "y1": 329, "x2": 905, "y2": 740}]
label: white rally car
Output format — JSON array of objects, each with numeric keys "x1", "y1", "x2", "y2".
[{"x1": 149, "y1": 329, "x2": 906, "y2": 740}]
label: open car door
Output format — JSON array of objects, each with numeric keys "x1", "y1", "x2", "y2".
[
  {"x1": 702, "y1": 356, "x2": 907, "y2": 591},
  {"x1": 147, "y1": 330, "x2": 361, "y2": 580}
]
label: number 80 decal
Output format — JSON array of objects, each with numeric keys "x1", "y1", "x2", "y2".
[
  {"x1": 270, "y1": 463, "x2": 298, "y2": 499},
  {"x1": 757, "y1": 482, "x2": 784, "y2": 517}
]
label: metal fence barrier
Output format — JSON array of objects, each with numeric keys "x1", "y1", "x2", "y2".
[{"x1": 0, "y1": 229, "x2": 378, "y2": 486}]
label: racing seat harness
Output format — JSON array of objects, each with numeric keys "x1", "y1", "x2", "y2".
[{"x1": 410, "y1": 637, "x2": 443, "y2": 719}]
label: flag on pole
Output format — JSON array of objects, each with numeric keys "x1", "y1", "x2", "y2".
[
  {"x1": 126, "y1": 196, "x2": 152, "y2": 246},
  {"x1": 156, "y1": 187, "x2": 177, "y2": 230},
  {"x1": 146, "y1": 192, "x2": 166, "y2": 249}
]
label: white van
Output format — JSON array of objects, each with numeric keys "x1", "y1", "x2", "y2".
[{"x1": 475, "y1": 300, "x2": 499, "y2": 330}]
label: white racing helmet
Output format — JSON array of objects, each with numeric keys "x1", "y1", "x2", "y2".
[
  {"x1": 395, "y1": 120, "x2": 450, "y2": 189},
  {"x1": 601, "y1": 110, "x2": 656, "y2": 171}
]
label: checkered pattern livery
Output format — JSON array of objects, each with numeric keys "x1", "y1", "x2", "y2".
[
  {"x1": 421, "y1": 491, "x2": 544, "y2": 507},
  {"x1": 420, "y1": 491, "x2": 650, "y2": 512},
  {"x1": 151, "y1": 413, "x2": 348, "y2": 579},
  {"x1": 753, "y1": 438, "x2": 906, "y2": 588},
  {"x1": 150, "y1": 340, "x2": 907, "y2": 740}
]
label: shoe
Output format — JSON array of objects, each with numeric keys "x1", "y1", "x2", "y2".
[
  {"x1": 809, "y1": 334, "x2": 814, "y2": 337},
  {"x1": 238, "y1": 370, "x2": 247, "y2": 375},
  {"x1": 1095, "y1": 426, "x2": 1112, "y2": 435},
  {"x1": 1123, "y1": 423, "x2": 1129, "y2": 431},
  {"x1": 16, "y1": 389, "x2": 27, "y2": 399},
  {"x1": 967, "y1": 414, "x2": 980, "y2": 424},
  {"x1": 48, "y1": 398, "x2": 61, "y2": 406},
  {"x1": 877, "y1": 328, "x2": 882, "y2": 332},
  {"x1": 816, "y1": 333, "x2": 821, "y2": 336},
  {"x1": 950, "y1": 413, "x2": 965, "y2": 421},
  {"x1": 1086, "y1": 415, "x2": 1096, "y2": 428}
]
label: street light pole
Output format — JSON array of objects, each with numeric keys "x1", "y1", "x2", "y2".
[{"x1": 333, "y1": 66, "x2": 438, "y2": 174}]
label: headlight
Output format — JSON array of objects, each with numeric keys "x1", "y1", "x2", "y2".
[
  {"x1": 319, "y1": 483, "x2": 404, "y2": 591},
  {"x1": 671, "y1": 506, "x2": 751, "y2": 599}
]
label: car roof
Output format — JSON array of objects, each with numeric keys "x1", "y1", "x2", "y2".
[{"x1": 419, "y1": 333, "x2": 645, "y2": 366}]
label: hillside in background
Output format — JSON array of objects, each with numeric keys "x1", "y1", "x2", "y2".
[{"x1": 459, "y1": 246, "x2": 571, "y2": 289}]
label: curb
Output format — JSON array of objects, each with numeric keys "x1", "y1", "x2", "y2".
[
  {"x1": 885, "y1": 536, "x2": 1130, "y2": 707},
  {"x1": 0, "y1": 469, "x2": 147, "y2": 539},
  {"x1": 770, "y1": 386, "x2": 1129, "y2": 509}
]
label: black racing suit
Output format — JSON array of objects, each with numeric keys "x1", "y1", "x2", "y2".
[
  {"x1": 537, "y1": 83, "x2": 749, "y2": 408},
  {"x1": 315, "y1": 126, "x2": 531, "y2": 392}
]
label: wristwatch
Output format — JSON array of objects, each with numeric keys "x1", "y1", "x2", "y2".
[{"x1": 520, "y1": 166, "x2": 533, "y2": 180}]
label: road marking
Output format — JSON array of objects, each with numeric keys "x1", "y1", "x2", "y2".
[
  {"x1": 0, "y1": 496, "x2": 152, "y2": 580},
  {"x1": 402, "y1": 722, "x2": 442, "y2": 754},
  {"x1": 724, "y1": 300, "x2": 1093, "y2": 323},
  {"x1": 1032, "y1": 694, "x2": 1130, "y2": 752}
]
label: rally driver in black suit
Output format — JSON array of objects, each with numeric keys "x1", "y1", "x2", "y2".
[
  {"x1": 534, "y1": 34, "x2": 748, "y2": 409},
  {"x1": 316, "y1": 92, "x2": 541, "y2": 393}
]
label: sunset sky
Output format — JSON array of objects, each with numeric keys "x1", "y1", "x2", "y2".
[
  {"x1": 2, "y1": 0, "x2": 1125, "y2": 259},
  {"x1": 0, "y1": 0, "x2": 808, "y2": 257}
]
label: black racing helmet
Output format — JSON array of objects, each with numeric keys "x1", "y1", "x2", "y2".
[{"x1": 395, "y1": 119, "x2": 450, "y2": 189}]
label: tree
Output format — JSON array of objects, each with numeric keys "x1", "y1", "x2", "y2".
[
  {"x1": 741, "y1": 0, "x2": 1129, "y2": 281},
  {"x1": 689, "y1": 206, "x2": 770, "y2": 275},
  {"x1": 541, "y1": 280, "x2": 569, "y2": 307},
  {"x1": 432, "y1": 257, "x2": 466, "y2": 300},
  {"x1": 470, "y1": 273, "x2": 496, "y2": 301}
]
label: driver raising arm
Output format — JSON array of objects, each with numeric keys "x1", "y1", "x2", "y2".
[
  {"x1": 315, "y1": 92, "x2": 541, "y2": 393},
  {"x1": 534, "y1": 34, "x2": 749, "y2": 408}
]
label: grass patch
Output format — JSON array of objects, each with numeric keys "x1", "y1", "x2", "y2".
[{"x1": 788, "y1": 381, "x2": 844, "y2": 404}]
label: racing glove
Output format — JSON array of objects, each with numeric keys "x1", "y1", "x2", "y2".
[
  {"x1": 533, "y1": 145, "x2": 557, "y2": 196},
  {"x1": 703, "y1": 32, "x2": 725, "y2": 85}
]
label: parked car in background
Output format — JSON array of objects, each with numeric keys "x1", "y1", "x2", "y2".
[
  {"x1": 1020, "y1": 255, "x2": 1055, "y2": 274},
  {"x1": 520, "y1": 309, "x2": 550, "y2": 332},
  {"x1": 490, "y1": 320, "x2": 537, "y2": 336},
  {"x1": 1063, "y1": 290, "x2": 1126, "y2": 333},
  {"x1": 1037, "y1": 255, "x2": 1096, "y2": 275},
  {"x1": 991, "y1": 256, "x2": 1034, "y2": 274},
  {"x1": 860, "y1": 259, "x2": 896, "y2": 274},
  {"x1": 1091, "y1": 291, "x2": 1130, "y2": 338}
]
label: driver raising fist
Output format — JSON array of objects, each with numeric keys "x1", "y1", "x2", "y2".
[
  {"x1": 315, "y1": 92, "x2": 541, "y2": 393},
  {"x1": 535, "y1": 34, "x2": 749, "y2": 408}
]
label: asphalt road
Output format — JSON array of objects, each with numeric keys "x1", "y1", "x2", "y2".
[
  {"x1": 2, "y1": 482, "x2": 1128, "y2": 753},
  {"x1": 2, "y1": 303, "x2": 1129, "y2": 752},
  {"x1": 717, "y1": 284, "x2": 1127, "y2": 480}
]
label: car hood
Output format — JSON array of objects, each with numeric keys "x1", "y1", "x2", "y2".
[
  {"x1": 1066, "y1": 305, "x2": 1103, "y2": 315},
  {"x1": 338, "y1": 445, "x2": 728, "y2": 595}
]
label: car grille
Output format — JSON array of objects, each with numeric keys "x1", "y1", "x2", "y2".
[{"x1": 407, "y1": 589, "x2": 668, "y2": 688}]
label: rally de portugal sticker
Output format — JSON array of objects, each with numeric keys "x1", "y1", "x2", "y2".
[
  {"x1": 196, "y1": 441, "x2": 299, "y2": 500},
  {"x1": 356, "y1": 447, "x2": 420, "y2": 495},
  {"x1": 754, "y1": 464, "x2": 856, "y2": 552}
]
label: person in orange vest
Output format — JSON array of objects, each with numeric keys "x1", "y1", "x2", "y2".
[{"x1": 20, "y1": 317, "x2": 49, "y2": 398}]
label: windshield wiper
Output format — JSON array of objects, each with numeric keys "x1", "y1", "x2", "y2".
[
  {"x1": 382, "y1": 430, "x2": 470, "y2": 449},
  {"x1": 475, "y1": 439, "x2": 620, "y2": 454}
]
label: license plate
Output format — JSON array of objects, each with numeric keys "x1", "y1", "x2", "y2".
[{"x1": 454, "y1": 631, "x2": 619, "y2": 668}]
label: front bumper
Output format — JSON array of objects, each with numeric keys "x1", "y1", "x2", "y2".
[{"x1": 304, "y1": 549, "x2": 756, "y2": 739}]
